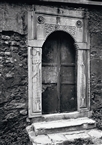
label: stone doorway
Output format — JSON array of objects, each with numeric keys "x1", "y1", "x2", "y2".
[
  {"x1": 28, "y1": 7, "x2": 91, "y2": 118},
  {"x1": 42, "y1": 31, "x2": 77, "y2": 114}
]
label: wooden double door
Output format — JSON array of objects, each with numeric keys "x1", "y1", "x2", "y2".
[{"x1": 42, "y1": 31, "x2": 77, "y2": 114}]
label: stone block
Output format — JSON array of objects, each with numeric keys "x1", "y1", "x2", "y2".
[
  {"x1": 32, "y1": 135, "x2": 52, "y2": 144},
  {"x1": 0, "y1": 52, "x2": 5, "y2": 56},
  {"x1": 65, "y1": 132, "x2": 90, "y2": 141},
  {"x1": 5, "y1": 72, "x2": 14, "y2": 78},
  {"x1": 5, "y1": 110, "x2": 19, "y2": 120},
  {"x1": 2, "y1": 35, "x2": 10, "y2": 40},
  {"x1": 48, "y1": 133, "x2": 67, "y2": 143},
  {"x1": 11, "y1": 46, "x2": 19, "y2": 54},
  {"x1": 11, "y1": 41, "x2": 20, "y2": 46},
  {"x1": 4, "y1": 41, "x2": 10, "y2": 45},
  {"x1": 20, "y1": 109, "x2": 27, "y2": 115},
  {"x1": 4, "y1": 101, "x2": 25, "y2": 110},
  {"x1": 33, "y1": 117, "x2": 96, "y2": 136},
  {"x1": 87, "y1": 129, "x2": 102, "y2": 138},
  {"x1": 5, "y1": 52, "x2": 11, "y2": 56}
]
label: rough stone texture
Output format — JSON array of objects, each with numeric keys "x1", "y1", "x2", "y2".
[
  {"x1": 27, "y1": 128, "x2": 102, "y2": 145},
  {"x1": 0, "y1": 31, "x2": 30, "y2": 145},
  {"x1": 88, "y1": 129, "x2": 102, "y2": 138},
  {"x1": 88, "y1": 8, "x2": 102, "y2": 131}
]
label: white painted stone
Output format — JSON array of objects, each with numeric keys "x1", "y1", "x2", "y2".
[
  {"x1": 26, "y1": 125, "x2": 33, "y2": 132},
  {"x1": 33, "y1": 135, "x2": 52, "y2": 144},
  {"x1": 43, "y1": 111, "x2": 80, "y2": 121},
  {"x1": 87, "y1": 129, "x2": 102, "y2": 138},
  {"x1": 91, "y1": 138, "x2": 102, "y2": 145},
  {"x1": 65, "y1": 132, "x2": 90, "y2": 141},
  {"x1": 33, "y1": 117, "x2": 95, "y2": 130},
  {"x1": 48, "y1": 134, "x2": 67, "y2": 143},
  {"x1": 29, "y1": 131, "x2": 35, "y2": 143}
]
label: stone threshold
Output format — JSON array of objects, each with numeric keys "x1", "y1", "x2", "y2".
[
  {"x1": 31, "y1": 111, "x2": 92, "y2": 123},
  {"x1": 32, "y1": 117, "x2": 96, "y2": 136},
  {"x1": 27, "y1": 129, "x2": 102, "y2": 145},
  {"x1": 26, "y1": 117, "x2": 101, "y2": 145}
]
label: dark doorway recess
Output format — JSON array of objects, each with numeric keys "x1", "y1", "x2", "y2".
[{"x1": 42, "y1": 31, "x2": 77, "y2": 114}]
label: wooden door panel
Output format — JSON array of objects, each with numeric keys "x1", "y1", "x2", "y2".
[
  {"x1": 42, "y1": 39, "x2": 58, "y2": 63},
  {"x1": 42, "y1": 31, "x2": 77, "y2": 114},
  {"x1": 42, "y1": 66, "x2": 57, "y2": 83},
  {"x1": 60, "y1": 85, "x2": 77, "y2": 112},
  {"x1": 42, "y1": 84, "x2": 58, "y2": 114},
  {"x1": 42, "y1": 33, "x2": 58, "y2": 114},
  {"x1": 61, "y1": 37, "x2": 75, "y2": 64},
  {"x1": 61, "y1": 66, "x2": 75, "y2": 84},
  {"x1": 60, "y1": 32, "x2": 76, "y2": 112}
]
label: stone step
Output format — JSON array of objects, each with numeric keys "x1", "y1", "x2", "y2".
[
  {"x1": 27, "y1": 129, "x2": 102, "y2": 145},
  {"x1": 32, "y1": 117, "x2": 96, "y2": 136}
]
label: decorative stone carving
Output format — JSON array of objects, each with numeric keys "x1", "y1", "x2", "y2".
[
  {"x1": 76, "y1": 20, "x2": 83, "y2": 28},
  {"x1": 80, "y1": 62, "x2": 86, "y2": 108},
  {"x1": 37, "y1": 16, "x2": 45, "y2": 24},
  {"x1": 31, "y1": 47, "x2": 42, "y2": 113},
  {"x1": 28, "y1": 8, "x2": 90, "y2": 117},
  {"x1": 45, "y1": 23, "x2": 76, "y2": 38}
]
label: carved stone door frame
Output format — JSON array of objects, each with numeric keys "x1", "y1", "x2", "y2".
[{"x1": 28, "y1": 5, "x2": 91, "y2": 118}]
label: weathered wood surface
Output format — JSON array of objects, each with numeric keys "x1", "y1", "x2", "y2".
[{"x1": 42, "y1": 31, "x2": 77, "y2": 114}]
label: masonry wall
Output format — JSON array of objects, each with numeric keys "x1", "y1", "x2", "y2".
[
  {"x1": 0, "y1": 3, "x2": 30, "y2": 145},
  {"x1": 89, "y1": 8, "x2": 102, "y2": 129},
  {"x1": 0, "y1": 2, "x2": 102, "y2": 145}
]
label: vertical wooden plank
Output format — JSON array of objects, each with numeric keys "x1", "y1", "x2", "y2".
[{"x1": 57, "y1": 38, "x2": 61, "y2": 112}]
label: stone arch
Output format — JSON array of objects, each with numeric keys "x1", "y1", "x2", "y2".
[{"x1": 43, "y1": 30, "x2": 76, "y2": 44}]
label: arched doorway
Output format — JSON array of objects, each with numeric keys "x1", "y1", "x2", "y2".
[{"x1": 42, "y1": 31, "x2": 77, "y2": 114}]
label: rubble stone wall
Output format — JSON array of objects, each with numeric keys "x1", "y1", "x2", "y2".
[
  {"x1": 0, "y1": 2, "x2": 102, "y2": 145},
  {"x1": 0, "y1": 3, "x2": 31, "y2": 145},
  {"x1": 0, "y1": 31, "x2": 30, "y2": 145},
  {"x1": 89, "y1": 8, "x2": 102, "y2": 129}
]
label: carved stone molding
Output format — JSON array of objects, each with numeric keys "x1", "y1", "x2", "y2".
[{"x1": 45, "y1": 23, "x2": 76, "y2": 39}]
